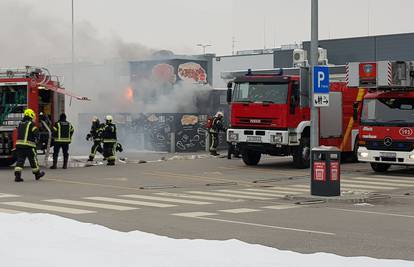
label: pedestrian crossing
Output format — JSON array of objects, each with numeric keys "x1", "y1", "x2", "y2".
[{"x1": 0, "y1": 175, "x2": 412, "y2": 215}]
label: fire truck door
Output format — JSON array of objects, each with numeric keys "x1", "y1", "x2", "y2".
[
  {"x1": 320, "y1": 92, "x2": 343, "y2": 138},
  {"x1": 53, "y1": 92, "x2": 65, "y2": 121}
]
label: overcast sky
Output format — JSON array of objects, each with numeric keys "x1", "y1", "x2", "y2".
[{"x1": 8, "y1": 0, "x2": 414, "y2": 57}]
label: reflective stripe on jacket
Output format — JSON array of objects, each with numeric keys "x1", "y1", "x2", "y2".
[
  {"x1": 53, "y1": 121, "x2": 74, "y2": 143},
  {"x1": 101, "y1": 123, "x2": 117, "y2": 143},
  {"x1": 16, "y1": 118, "x2": 38, "y2": 148}
]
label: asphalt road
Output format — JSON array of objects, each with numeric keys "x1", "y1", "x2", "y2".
[{"x1": 0, "y1": 152, "x2": 413, "y2": 260}]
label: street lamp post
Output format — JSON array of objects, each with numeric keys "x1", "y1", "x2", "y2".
[
  {"x1": 196, "y1": 44, "x2": 212, "y2": 55},
  {"x1": 71, "y1": 0, "x2": 75, "y2": 87},
  {"x1": 70, "y1": 0, "x2": 75, "y2": 105}
]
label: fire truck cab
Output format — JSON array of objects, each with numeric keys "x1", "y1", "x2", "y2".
[
  {"x1": 223, "y1": 67, "x2": 365, "y2": 168},
  {"x1": 348, "y1": 61, "x2": 414, "y2": 172},
  {"x1": 0, "y1": 66, "x2": 86, "y2": 167}
]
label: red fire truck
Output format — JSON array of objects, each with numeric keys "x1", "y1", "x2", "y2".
[
  {"x1": 0, "y1": 66, "x2": 88, "y2": 166},
  {"x1": 347, "y1": 61, "x2": 414, "y2": 172},
  {"x1": 223, "y1": 67, "x2": 366, "y2": 168}
]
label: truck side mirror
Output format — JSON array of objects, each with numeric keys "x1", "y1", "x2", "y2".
[
  {"x1": 353, "y1": 102, "x2": 359, "y2": 121},
  {"x1": 226, "y1": 82, "x2": 233, "y2": 103}
]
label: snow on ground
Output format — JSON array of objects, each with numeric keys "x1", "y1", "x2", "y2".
[{"x1": 0, "y1": 213, "x2": 412, "y2": 267}]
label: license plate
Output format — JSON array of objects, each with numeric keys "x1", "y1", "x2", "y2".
[
  {"x1": 247, "y1": 136, "x2": 262, "y2": 143},
  {"x1": 380, "y1": 152, "x2": 397, "y2": 158}
]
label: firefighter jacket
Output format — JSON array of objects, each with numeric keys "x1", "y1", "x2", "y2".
[
  {"x1": 90, "y1": 121, "x2": 104, "y2": 141},
  {"x1": 16, "y1": 117, "x2": 38, "y2": 148},
  {"x1": 209, "y1": 117, "x2": 226, "y2": 134},
  {"x1": 101, "y1": 123, "x2": 117, "y2": 143},
  {"x1": 53, "y1": 120, "x2": 74, "y2": 144}
]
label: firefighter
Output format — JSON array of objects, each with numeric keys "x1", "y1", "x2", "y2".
[
  {"x1": 14, "y1": 109, "x2": 45, "y2": 182},
  {"x1": 51, "y1": 113, "x2": 74, "y2": 169},
  {"x1": 86, "y1": 116, "x2": 104, "y2": 161},
  {"x1": 209, "y1": 111, "x2": 226, "y2": 156},
  {"x1": 101, "y1": 115, "x2": 117, "y2": 166}
]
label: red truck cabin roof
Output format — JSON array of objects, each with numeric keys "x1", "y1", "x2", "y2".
[{"x1": 234, "y1": 75, "x2": 292, "y2": 83}]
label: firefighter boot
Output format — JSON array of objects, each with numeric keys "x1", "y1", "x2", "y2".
[
  {"x1": 50, "y1": 158, "x2": 57, "y2": 169},
  {"x1": 87, "y1": 155, "x2": 94, "y2": 162},
  {"x1": 14, "y1": 171, "x2": 24, "y2": 182},
  {"x1": 63, "y1": 156, "x2": 69, "y2": 169},
  {"x1": 35, "y1": 171, "x2": 45, "y2": 181}
]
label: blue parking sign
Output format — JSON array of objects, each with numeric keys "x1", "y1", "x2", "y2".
[{"x1": 313, "y1": 66, "x2": 330, "y2": 94}]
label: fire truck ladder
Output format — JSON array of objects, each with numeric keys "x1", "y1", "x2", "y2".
[{"x1": 0, "y1": 66, "x2": 52, "y2": 85}]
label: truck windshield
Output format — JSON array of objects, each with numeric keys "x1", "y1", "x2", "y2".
[
  {"x1": 232, "y1": 82, "x2": 289, "y2": 104},
  {"x1": 361, "y1": 98, "x2": 414, "y2": 126},
  {"x1": 0, "y1": 85, "x2": 27, "y2": 124}
]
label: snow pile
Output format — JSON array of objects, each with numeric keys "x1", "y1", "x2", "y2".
[{"x1": 0, "y1": 213, "x2": 411, "y2": 267}]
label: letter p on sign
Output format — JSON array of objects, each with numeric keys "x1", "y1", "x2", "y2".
[
  {"x1": 318, "y1": 72, "x2": 325, "y2": 88},
  {"x1": 313, "y1": 66, "x2": 330, "y2": 94}
]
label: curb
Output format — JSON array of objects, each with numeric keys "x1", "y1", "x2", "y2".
[{"x1": 285, "y1": 193, "x2": 391, "y2": 204}]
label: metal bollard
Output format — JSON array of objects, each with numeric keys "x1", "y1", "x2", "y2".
[
  {"x1": 170, "y1": 132, "x2": 176, "y2": 153},
  {"x1": 205, "y1": 131, "x2": 210, "y2": 152}
]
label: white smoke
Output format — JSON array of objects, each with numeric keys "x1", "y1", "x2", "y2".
[
  {"x1": 0, "y1": 0, "x2": 213, "y2": 153},
  {"x1": 0, "y1": 1, "x2": 154, "y2": 66}
]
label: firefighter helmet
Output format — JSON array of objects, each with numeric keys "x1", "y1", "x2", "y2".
[
  {"x1": 216, "y1": 111, "x2": 224, "y2": 118},
  {"x1": 24, "y1": 109, "x2": 36, "y2": 120},
  {"x1": 92, "y1": 116, "x2": 98, "y2": 122},
  {"x1": 106, "y1": 115, "x2": 113, "y2": 123}
]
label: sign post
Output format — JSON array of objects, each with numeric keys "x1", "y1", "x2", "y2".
[{"x1": 310, "y1": 0, "x2": 319, "y2": 150}]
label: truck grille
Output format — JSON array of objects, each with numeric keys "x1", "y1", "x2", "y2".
[
  {"x1": 236, "y1": 117, "x2": 275, "y2": 126},
  {"x1": 366, "y1": 140, "x2": 413, "y2": 152}
]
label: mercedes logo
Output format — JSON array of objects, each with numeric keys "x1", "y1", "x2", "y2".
[{"x1": 384, "y1": 137, "x2": 393, "y2": 147}]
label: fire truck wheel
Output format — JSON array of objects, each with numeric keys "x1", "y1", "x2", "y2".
[
  {"x1": 293, "y1": 137, "x2": 310, "y2": 169},
  {"x1": 0, "y1": 158, "x2": 16, "y2": 167},
  {"x1": 370, "y1": 163, "x2": 391, "y2": 173},
  {"x1": 242, "y1": 150, "x2": 261, "y2": 166}
]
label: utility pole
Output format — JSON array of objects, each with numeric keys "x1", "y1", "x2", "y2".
[
  {"x1": 232, "y1": 37, "x2": 236, "y2": 55},
  {"x1": 71, "y1": 0, "x2": 75, "y2": 105},
  {"x1": 310, "y1": 0, "x2": 319, "y2": 149}
]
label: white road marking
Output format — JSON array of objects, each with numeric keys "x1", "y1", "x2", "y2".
[
  {"x1": 0, "y1": 193, "x2": 20, "y2": 198},
  {"x1": 345, "y1": 179, "x2": 413, "y2": 188},
  {"x1": 173, "y1": 212, "x2": 218, "y2": 218},
  {"x1": 352, "y1": 177, "x2": 414, "y2": 186},
  {"x1": 44, "y1": 199, "x2": 138, "y2": 211},
  {"x1": 154, "y1": 192, "x2": 243, "y2": 203},
  {"x1": 0, "y1": 208, "x2": 23, "y2": 214},
  {"x1": 244, "y1": 188, "x2": 303, "y2": 195},
  {"x1": 262, "y1": 205, "x2": 300, "y2": 210},
  {"x1": 219, "y1": 208, "x2": 261, "y2": 214},
  {"x1": 84, "y1": 197, "x2": 176, "y2": 208},
  {"x1": 185, "y1": 191, "x2": 272, "y2": 200},
  {"x1": 120, "y1": 194, "x2": 211, "y2": 205},
  {"x1": 374, "y1": 175, "x2": 414, "y2": 181},
  {"x1": 291, "y1": 185, "x2": 309, "y2": 189},
  {"x1": 341, "y1": 183, "x2": 397, "y2": 190},
  {"x1": 292, "y1": 183, "x2": 397, "y2": 191},
  {"x1": 330, "y1": 208, "x2": 414, "y2": 219},
  {"x1": 266, "y1": 186, "x2": 308, "y2": 192},
  {"x1": 172, "y1": 212, "x2": 335, "y2": 236},
  {"x1": 1, "y1": 202, "x2": 95, "y2": 214},
  {"x1": 215, "y1": 189, "x2": 285, "y2": 198}
]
